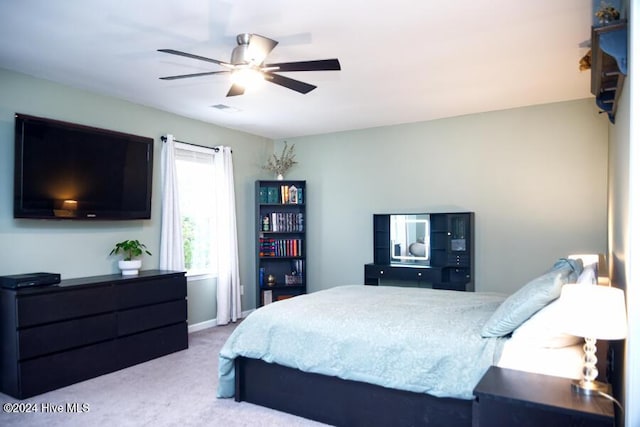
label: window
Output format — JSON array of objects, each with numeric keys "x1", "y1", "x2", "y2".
[{"x1": 174, "y1": 143, "x2": 217, "y2": 277}]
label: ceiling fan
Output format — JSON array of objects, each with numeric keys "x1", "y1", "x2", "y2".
[{"x1": 158, "y1": 33, "x2": 341, "y2": 97}]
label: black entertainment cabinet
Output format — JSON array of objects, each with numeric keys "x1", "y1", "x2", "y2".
[
  {"x1": 365, "y1": 212, "x2": 474, "y2": 291},
  {"x1": 0, "y1": 270, "x2": 188, "y2": 399}
]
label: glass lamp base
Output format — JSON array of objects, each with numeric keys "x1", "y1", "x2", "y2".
[{"x1": 571, "y1": 379, "x2": 612, "y2": 395}]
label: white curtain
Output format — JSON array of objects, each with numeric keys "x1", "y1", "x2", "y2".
[
  {"x1": 213, "y1": 146, "x2": 241, "y2": 324},
  {"x1": 159, "y1": 134, "x2": 185, "y2": 271}
]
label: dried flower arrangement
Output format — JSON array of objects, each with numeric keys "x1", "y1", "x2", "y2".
[
  {"x1": 263, "y1": 142, "x2": 297, "y2": 177},
  {"x1": 595, "y1": 1, "x2": 620, "y2": 24}
]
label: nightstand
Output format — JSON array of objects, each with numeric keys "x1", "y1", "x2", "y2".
[{"x1": 473, "y1": 366, "x2": 615, "y2": 427}]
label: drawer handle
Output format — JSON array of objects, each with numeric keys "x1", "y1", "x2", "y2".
[
  {"x1": 417, "y1": 272, "x2": 422, "y2": 277},
  {"x1": 380, "y1": 270, "x2": 384, "y2": 275}
]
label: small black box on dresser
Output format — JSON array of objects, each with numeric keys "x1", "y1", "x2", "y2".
[{"x1": 0, "y1": 272, "x2": 61, "y2": 289}]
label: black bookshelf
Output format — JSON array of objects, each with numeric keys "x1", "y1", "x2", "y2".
[{"x1": 255, "y1": 180, "x2": 306, "y2": 307}]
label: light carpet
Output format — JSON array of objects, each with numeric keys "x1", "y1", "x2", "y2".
[{"x1": 0, "y1": 322, "x2": 328, "y2": 427}]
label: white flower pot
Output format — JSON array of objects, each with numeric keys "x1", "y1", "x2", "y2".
[{"x1": 118, "y1": 259, "x2": 142, "y2": 276}]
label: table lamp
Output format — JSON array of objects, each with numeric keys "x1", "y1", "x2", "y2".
[{"x1": 559, "y1": 284, "x2": 627, "y2": 395}]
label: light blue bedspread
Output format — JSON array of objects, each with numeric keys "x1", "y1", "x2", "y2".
[{"x1": 218, "y1": 285, "x2": 507, "y2": 400}]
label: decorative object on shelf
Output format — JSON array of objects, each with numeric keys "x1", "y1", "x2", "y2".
[
  {"x1": 263, "y1": 142, "x2": 297, "y2": 179},
  {"x1": 595, "y1": 1, "x2": 620, "y2": 25},
  {"x1": 559, "y1": 283, "x2": 627, "y2": 395},
  {"x1": 110, "y1": 239, "x2": 152, "y2": 276},
  {"x1": 285, "y1": 274, "x2": 303, "y2": 285},
  {"x1": 578, "y1": 50, "x2": 591, "y2": 71},
  {"x1": 266, "y1": 274, "x2": 276, "y2": 287}
]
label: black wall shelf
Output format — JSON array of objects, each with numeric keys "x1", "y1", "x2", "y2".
[{"x1": 591, "y1": 21, "x2": 627, "y2": 123}]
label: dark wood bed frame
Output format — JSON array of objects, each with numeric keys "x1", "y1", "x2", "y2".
[
  {"x1": 234, "y1": 346, "x2": 615, "y2": 427},
  {"x1": 233, "y1": 256, "x2": 614, "y2": 426},
  {"x1": 234, "y1": 357, "x2": 472, "y2": 427}
]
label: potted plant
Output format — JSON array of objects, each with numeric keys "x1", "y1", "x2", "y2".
[
  {"x1": 263, "y1": 141, "x2": 297, "y2": 180},
  {"x1": 110, "y1": 239, "x2": 152, "y2": 276},
  {"x1": 595, "y1": 1, "x2": 620, "y2": 25}
]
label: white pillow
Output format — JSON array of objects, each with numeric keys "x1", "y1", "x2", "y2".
[
  {"x1": 576, "y1": 264, "x2": 597, "y2": 285},
  {"x1": 510, "y1": 299, "x2": 582, "y2": 348}
]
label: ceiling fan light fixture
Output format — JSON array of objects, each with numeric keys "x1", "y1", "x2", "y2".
[
  {"x1": 230, "y1": 67, "x2": 265, "y2": 90},
  {"x1": 159, "y1": 33, "x2": 340, "y2": 96}
]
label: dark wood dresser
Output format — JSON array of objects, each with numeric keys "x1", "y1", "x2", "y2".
[{"x1": 0, "y1": 270, "x2": 188, "y2": 399}]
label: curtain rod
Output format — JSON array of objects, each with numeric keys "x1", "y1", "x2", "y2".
[{"x1": 160, "y1": 135, "x2": 228, "y2": 152}]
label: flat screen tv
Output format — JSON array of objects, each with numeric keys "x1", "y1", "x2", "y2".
[{"x1": 14, "y1": 113, "x2": 153, "y2": 220}]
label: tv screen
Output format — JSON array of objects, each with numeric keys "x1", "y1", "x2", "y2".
[{"x1": 14, "y1": 113, "x2": 153, "y2": 220}]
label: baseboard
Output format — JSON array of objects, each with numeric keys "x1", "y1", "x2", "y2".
[
  {"x1": 188, "y1": 319, "x2": 217, "y2": 333},
  {"x1": 188, "y1": 308, "x2": 254, "y2": 333}
]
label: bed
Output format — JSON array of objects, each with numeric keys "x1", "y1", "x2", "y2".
[{"x1": 218, "y1": 257, "x2": 599, "y2": 426}]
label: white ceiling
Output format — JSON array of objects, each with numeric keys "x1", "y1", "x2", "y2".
[{"x1": 0, "y1": 0, "x2": 593, "y2": 140}]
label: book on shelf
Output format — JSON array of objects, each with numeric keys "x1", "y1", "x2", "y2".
[
  {"x1": 263, "y1": 290, "x2": 273, "y2": 305},
  {"x1": 259, "y1": 238, "x2": 303, "y2": 257},
  {"x1": 263, "y1": 184, "x2": 303, "y2": 204},
  {"x1": 292, "y1": 259, "x2": 304, "y2": 275},
  {"x1": 263, "y1": 212, "x2": 304, "y2": 232},
  {"x1": 285, "y1": 259, "x2": 304, "y2": 286},
  {"x1": 267, "y1": 187, "x2": 279, "y2": 204},
  {"x1": 259, "y1": 187, "x2": 268, "y2": 204},
  {"x1": 262, "y1": 185, "x2": 303, "y2": 205}
]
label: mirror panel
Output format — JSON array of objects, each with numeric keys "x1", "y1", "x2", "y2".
[{"x1": 390, "y1": 214, "x2": 430, "y2": 265}]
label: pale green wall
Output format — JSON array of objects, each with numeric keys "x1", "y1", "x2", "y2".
[
  {"x1": 0, "y1": 68, "x2": 271, "y2": 324},
  {"x1": 608, "y1": 0, "x2": 638, "y2": 423},
  {"x1": 0, "y1": 68, "x2": 610, "y2": 320},
  {"x1": 283, "y1": 99, "x2": 609, "y2": 294}
]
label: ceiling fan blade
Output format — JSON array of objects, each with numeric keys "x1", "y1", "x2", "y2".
[
  {"x1": 159, "y1": 71, "x2": 230, "y2": 80},
  {"x1": 226, "y1": 84, "x2": 245, "y2": 97},
  {"x1": 158, "y1": 49, "x2": 233, "y2": 68},
  {"x1": 247, "y1": 34, "x2": 279, "y2": 64},
  {"x1": 264, "y1": 59, "x2": 341, "y2": 72},
  {"x1": 265, "y1": 73, "x2": 317, "y2": 94}
]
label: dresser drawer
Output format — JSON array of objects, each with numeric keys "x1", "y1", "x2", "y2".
[
  {"x1": 18, "y1": 313, "x2": 116, "y2": 359},
  {"x1": 116, "y1": 275, "x2": 186, "y2": 309},
  {"x1": 365, "y1": 264, "x2": 391, "y2": 279},
  {"x1": 447, "y1": 254, "x2": 470, "y2": 267},
  {"x1": 19, "y1": 340, "x2": 118, "y2": 399},
  {"x1": 116, "y1": 323, "x2": 188, "y2": 369},
  {"x1": 16, "y1": 286, "x2": 115, "y2": 327},
  {"x1": 117, "y1": 300, "x2": 187, "y2": 336}
]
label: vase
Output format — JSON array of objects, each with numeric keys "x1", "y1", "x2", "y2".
[
  {"x1": 118, "y1": 259, "x2": 142, "y2": 276},
  {"x1": 276, "y1": 174, "x2": 284, "y2": 180},
  {"x1": 598, "y1": 16, "x2": 611, "y2": 25}
]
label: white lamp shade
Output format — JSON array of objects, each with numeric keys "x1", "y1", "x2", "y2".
[{"x1": 560, "y1": 284, "x2": 628, "y2": 340}]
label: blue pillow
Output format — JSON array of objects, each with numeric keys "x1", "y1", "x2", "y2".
[{"x1": 481, "y1": 258, "x2": 583, "y2": 337}]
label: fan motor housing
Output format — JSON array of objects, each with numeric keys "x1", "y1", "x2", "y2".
[{"x1": 231, "y1": 33, "x2": 252, "y2": 65}]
